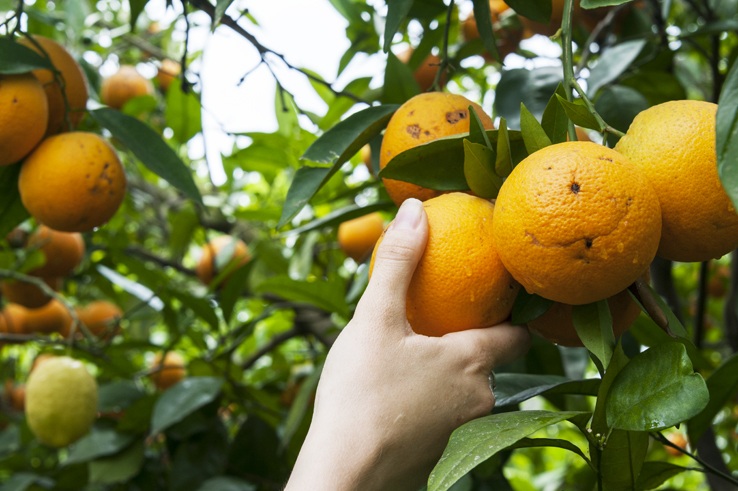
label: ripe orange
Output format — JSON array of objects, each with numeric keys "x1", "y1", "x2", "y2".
[
  {"x1": 2, "y1": 304, "x2": 27, "y2": 334},
  {"x1": 370, "y1": 193, "x2": 519, "y2": 336},
  {"x1": 27, "y1": 225, "x2": 85, "y2": 277},
  {"x1": 1, "y1": 277, "x2": 62, "y2": 309},
  {"x1": 19, "y1": 35, "x2": 89, "y2": 135},
  {"x1": 529, "y1": 271, "x2": 648, "y2": 346},
  {"x1": 77, "y1": 300, "x2": 123, "y2": 339},
  {"x1": 195, "y1": 235, "x2": 251, "y2": 286},
  {"x1": 397, "y1": 49, "x2": 444, "y2": 92},
  {"x1": 614, "y1": 100, "x2": 738, "y2": 262},
  {"x1": 150, "y1": 351, "x2": 186, "y2": 390},
  {"x1": 665, "y1": 432, "x2": 688, "y2": 457},
  {"x1": 461, "y1": 0, "x2": 522, "y2": 61},
  {"x1": 101, "y1": 65, "x2": 154, "y2": 109},
  {"x1": 157, "y1": 59, "x2": 181, "y2": 92},
  {"x1": 338, "y1": 212, "x2": 385, "y2": 262},
  {"x1": 23, "y1": 299, "x2": 73, "y2": 335},
  {"x1": 19, "y1": 132, "x2": 127, "y2": 232},
  {"x1": 493, "y1": 141, "x2": 661, "y2": 305},
  {"x1": 0, "y1": 73, "x2": 48, "y2": 166},
  {"x1": 379, "y1": 92, "x2": 494, "y2": 206}
]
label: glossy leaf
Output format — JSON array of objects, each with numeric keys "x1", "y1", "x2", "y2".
[
  {"x1": 494, "y1": 373, "x2": 600, "y2": 407},
  {"x1": 150, "y1": 377, "x2": 224, "y2": 435},
  {"x1": 495, "y1": 67, "x2": 562, "y2": 129},
  {"x1": 587, "y1": 39, "x2": 647, "y2": 97},
  {"x1": 606, "y1": 342, "x2": 708, "y2": 431},
  {"x1": 594, "y1": 85, "x2": 648, "y2": 145},
  {"x1": 541, "y1": 84, "x2": 569, "y2": 144},
  {"x1": 471, "y1": 0, "x2": 500, "y2": 60},
  {"x1": 97, "y1": 380, "x2": 146, "y2": 413},
  {"x1": 66, "y1": 428, "x2": 135, "y2": 465},
  {"x1": 581, "y1": 0, "x2": 632, "y2": 7},
  {"x1": 511, "y1": 438, "x2": 592, "y2": 467},
  {"x1": 463, "y1": 140, "x2": 501, "y2": 199},
  {"x1": 0, "y1": 37, "x2": 53, "y2": 74},
  {"x1": 717, "y1": 59, "x2": 738, "y2": 209},
  {"x1": 383, "y1": 0, "x2": 413, "y2": 52},
  {"x1": 506, "y1": 0, "x2": 551, "y2": 23},
  {"x1": 0, "y1": 164, "x2": 29, "y2": 237},
  {"x1": 88, "y1": 441, "x2": 145, "y2": 485},
  {"x1": 688, "y1": 352, "x2": 738, "y2": 443},
  {"x1": 286, "y1": 201, "x2": 392, "y2": 236},
  {"x1": 572, "y1": 301, "x2": 615, "y2": 370},
  {"x1": 511, "y1": 289, "x2": 552, "y2": 324},
  {"x1": 555, "y1": 95, "x2": 601, "y2": 130},
  {"x1": 429, "y1": 410, "x2": 589, "y2": 491},
  {"x1": 495, "y1": 118, "x2": 514, "y2": 176},
  {"x1": 165, "y1": 81, "x2": 203, "y2": 144},
  {"x1": 253, "y1": 275, "x2": 349, "y2": 318},
  {"x1": 89, "y1": 108, "x2": 203, "y2": 204},
  {"x1": 279, "y1": 166, "x2": 332, "y2": 227},
  {"x1": 214, "y1": 0, "x2": 235, "y2": 26},
  {"x1": 382, "y1": 51, "x2": 420, "y2": 104},
  {"x1": 468, "y1": 105, "x2": 493, "y2": 148},
  {"x1": 592, "y1": 342, "x2": 629, "y2": 435},
  {"x1": 520, "y1": 103, "x2": 552, "y2": 154},
  {"x1": 635, "y1": 461, "x2": 689, "y2": 490},
  {"x1": 597, "y1": 430, "x2": 649, "y2": 490}
]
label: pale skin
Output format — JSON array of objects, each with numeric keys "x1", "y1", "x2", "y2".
[{"x1": 285, "y1": 198, "x2": 531, "y2": 490}]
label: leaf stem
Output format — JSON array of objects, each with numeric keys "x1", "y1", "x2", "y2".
[
  {"x1": 431, "y1": 0, "x2": 455, "y2": 92},
  {"x1": 652, "y1": 432, "x2": 738, "y2": 486}
]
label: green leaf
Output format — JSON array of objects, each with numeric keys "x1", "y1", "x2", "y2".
[
  {"x1": 226, "y1": 415, "x2": 283, "y2": 481},
  {"x1": 606, "y1": 342, "x2": 709, "y2": 431},
  {"x1": 555, "y1": 95, "x2": 601, "y2": 130},
  {"x1": 150, "y1": 377, "x2": 224, "y2": 435},
  {"x1": 382, "y1": 51, "x2": 421, "y2": 104},
  {"x1": 597, "y1": 430, "x2": 649, "y2": 490},
  {"x1": 581, "y1": 0, "x2": 633, "y2": 7},
  {"x1": 0, "y1": 473, "x2": 53, "y2": 491},
  {"x1": 511, "y1": 438, "x2": 592, "y2": 467},
  {"x1": 495, "y1": 67, "x2": 562, "y2": 129},
  {"x1": 541, "y1": 84, "x2": 569, "y2": 143},
  {"x1": 88, "y1": 441, "x2": 145, "y2": 485},
  {"x1": 635, "y1": 461, "x2": 690, "y2": 490},
  {"x1": 0, "y1": 164, "x2": 29, "y2": 237},
  {"x1": 65, "y1": 428, "x2": 135, "y2": 465},
  {"x1": 463, "y1": 140, "x2": 501, "y2": 199},
  {"x1": 285, "y1": 202, "x2": 392, "y2": 236},
  {"x1": 594, "y1": 85, "x2": 648, "y2": 145},
  {"x1": 97, "y1": 380, "x2": 145, "y2": 413},
  {"x1": 495, "y1": 118, "x2": 514, "y2": 177},
  {"x1": 511, "y1": 289, "x2": 552, "y2": 324},
  {"x1": 0, "y1": 37, "x2": 53, "y2": 74},
  {"x1": 383, "y1": 0, "x2": 413, "y2": 52},
  {"x1": 467, "y1": 105, "x2": 493, "y2": 148},
  {"x1": 282, "y1": 363, "x2": 323, "y2": 447},
  {"x1": 688, "y1": 352, "x2": 738, "y2": 444},
  {"x1": 198, "y1": 477, "x2": 256, "y2": 491},
  {"x1": 214, "y1": 0, "x2": 235, "y2": 27},
  {"x1": 494, "y1": 373, "x2": 600, "y2": 408},
  {"x1": 89, "y1": 108, "x2": 203, "y2": 204},
  {"x1": 253, "y1": 275, "x2": 349, "y2": 318},
  {"x1": 128, "y1": 0, "x2": 147, "y2": 31},
  {"x1": 717, "y1": 59, "x2": 738, "y2": 210},
  {"x1": 506, "y1": 0, "x2": 552, "y2": 23},
  {"x1": 471, "y1": 0, "x2": 500, "y2": 60},
  {"x1": 429, "y1": 410, "x2": 589, "y2": 491},
  {"x1": 165, "y1": 81, "x2": 203, "y2": 144},
  {"x1": 587, "y1": 39, "x2": 647, "y2": 97},
  {"x1": 572, "y1": 301, "x2": 615, "y2": 370},
  {"x1": 520, "y1": 103, "x2": 552, "y2": 154},
  {"x1": 592, "y1": 342, "x2": 629, "y2": 435}
]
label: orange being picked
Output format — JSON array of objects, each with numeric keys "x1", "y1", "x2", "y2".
[
  {"x1": 18, "y1": 132, "x2": 127, "y2": 232},
  {"x1": 614, "y1": 100, "x2": 738, "y2": 262},
  {"x1": 195, "y1": 235, "x2": 251, "y2": 286},
  {"x1": 0, "y1": 73, "x2": 48, "y2": 166},
  {"x1": 101, "y1": 65, "x2": 154, "y2": 109},
  {"x1": 338, "y1": 212, "x2": 385, "y2": 263},
  {"x1": 19, "y1": 35, "x2": 89, "y2": 135},
  {"x1": 27, "y1": 225, "x2": 85, "y2": 277},
  {"x1": 1, "y1": 277, "x2": 62, "y2": 309},
  {"x1": 493, "y1": 141, "x2": 661, "y2": 305},
  {"x1": 77, "y1": 300, "x2": 123, "y2": 339},
  {"x1": 379, "y1": 92, "x2": 494, "y2": 206},
  {"x1": 150, "y1": 351, "x2": 186, "y2": 390},
  {"x1": 370, "y1": 193, "x2": 519, "y2": 337}
]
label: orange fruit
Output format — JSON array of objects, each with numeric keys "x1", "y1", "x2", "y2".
[
  {"x1": 461, "y1": 0, "x2": 522, "y2": 61},
  {"x1": 665, "y1": 432, "x2": 688, "y2": 457},
  {"x1": 0, "y1": 73, "x2": 49, "y2": 166},
  {"x1": 157, "y1": 59, "x2": 181, "y2": 92},
  {"x1": 614, "y1": 100, "x2": 738, "y2": 262},
  {"x1": 77, "y1": 300, "x2": 123, "y2": 339},
  {"x1": 101, "y1": 65, "x2": 154, "y2": 109},
  {"x1": 22, "y1": 299, "x2": 73, "y2": 335},
  {"x1": 150, "y1": 352, "x2": 186, "y2": 390},
  {"x1": 19, "y1": 132, "x2": 127, "y2": 232},
  {"x1": 31, "y1": 353, "x2": 56, "y2": 372},
  {"x1": 379, "y1": 92, "x2": 494, "y2": 206},
  {"x1": 397, "y1": 49, "x2": 445, "y2": 92},
  {"x1": 19, "y1": 35, "x2": 89, "y2": 135},
  {"x1": 338, "y1": 212, "x2": 385, "y2": 262},
  {"x1": 360, "y1": 144, "x2": 374, "y2": 176},
  {"x1": 195, "y1": 235, "x2": 251, "y2": 286},
  {"x1": 370, "y1": 193, "x2": 519, "y2": 336},
  {"x1": 2, "y1": 304, "x2": 27, "y2": 334},
  {"x1": 27, "y1": 225, "x2": 85, "y2": 277},
  {"x1": 1, "y1": 277, "x2": 62, "y2": 309},
  {"x1": 493, "y1": 141, "x2": 661, "y2": 305}
]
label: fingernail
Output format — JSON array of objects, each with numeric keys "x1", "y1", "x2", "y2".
[{"x1": 391, "y1": 199, "x2": 423, "y2": 231}]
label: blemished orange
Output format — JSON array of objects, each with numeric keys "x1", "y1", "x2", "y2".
[
  {"x1": 379, "y1": 92, "x2": 494, "y2": 206},
  {"x1": 370, "y1": 193, "x2": 519, "y2": 336},
  {"x1": 19, "y1": 132, "x2": 127, "y2": 232},
  {"x1": 1, "y1": 277, "x2": 62, "y2": 309},
  {"x1": 27, "y1": 226, "x2": 85, "y2": 277},
  {"x1": 614, "y1": 100, "x2": 738, "y2": 262},
  {"x1": 461, "y1": 0, "x2": 522, "y2": 61},
  {"x1": 338, "y1": 212, "x2": 385, "y2": 262},
  {"x1": 101, "y1": 65, "x2": 154, "y2": 109},
  {"x1": 19, "y1": 35, "x2": 89, "y2": 135},
  {"x1": 157, "y1": 59, "x2": 181, "y2": 92},
  {"x1": 77, "y1": 300, "x2": 123, "y2": 339},
  {"x1": 150, "y1": 352, "x2": 186, "y2": 390},
  {"x1": 195, "y1": 235, "x2": 251, "y2": 286},
  {"x1": 493, "y1": 141, "x2": 661, "y2": 305},
  {"x1": 0, "y1": 73, "x2": 48, "y2": 166},
  {"x1": 21, "y1": 299, "x2": 73, "y2": 335}
]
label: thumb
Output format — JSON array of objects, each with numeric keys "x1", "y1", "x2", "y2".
[{"x1": 357, "y1": 198, "x2": 428, "y2": 322}]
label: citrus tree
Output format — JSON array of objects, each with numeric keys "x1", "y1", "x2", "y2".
[{"x1": 1, "y1": 0, "x2": 738, "y2": 490}]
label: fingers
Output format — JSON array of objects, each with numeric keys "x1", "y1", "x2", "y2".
[
  {"x1": 445, "y1": 322, "x2": 531, "y2": 369},
  {"x1": 355, "y1": 199, "x2": 429, "y2": 326}
]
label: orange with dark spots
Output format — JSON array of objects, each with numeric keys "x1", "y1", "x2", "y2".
[
  {"x1": 379, "y1": 92, "x2": 494, "y2": 206},
  {"x1": 18, "y1": 132, "x2": 126, "y2": 232}
]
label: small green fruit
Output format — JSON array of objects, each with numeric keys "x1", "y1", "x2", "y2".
[{"x1": 25, "y1": 356, "x2": 98, "y2": 447}]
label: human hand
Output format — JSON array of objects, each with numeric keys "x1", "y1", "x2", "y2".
[{"x1": 285, "y1": 198, "x2": 530, "y2": 491}]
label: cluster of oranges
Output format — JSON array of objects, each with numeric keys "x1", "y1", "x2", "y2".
[{"x1": 352, "y1": 91, "x2": 737, "y2": 345}]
